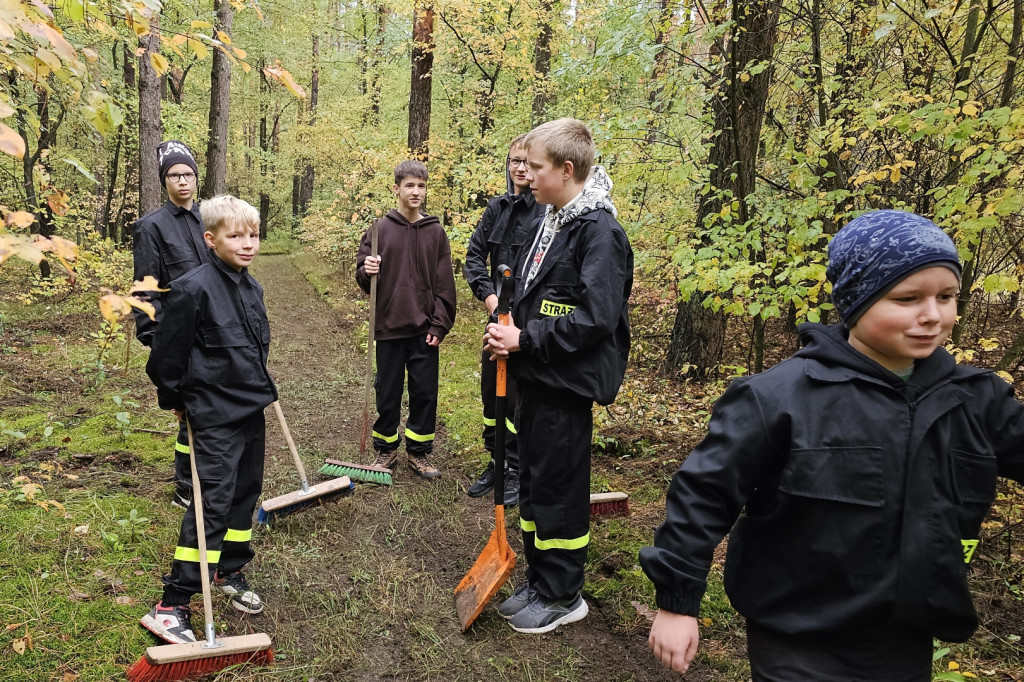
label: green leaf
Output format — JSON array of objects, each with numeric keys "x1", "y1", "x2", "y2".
[
  {"x1": 931, "y1": 674, "x2": 965, "y2": 682},
  {"x1": 63, "y1": 157, "x2": 98, "y2": 184},
  {"x1": 933, "y1": 646, "x2": 951, "y2": 661}
]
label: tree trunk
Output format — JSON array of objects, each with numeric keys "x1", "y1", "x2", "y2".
[
  {"x1": 139, "y1": 14, "x2": 164, "y2": 217},
  {"x1": 664, "y1": 0, "x2": 781, "y2": 376},
  {"x1": 408, "y1": 1, "x2": 434, "y2": 158},
  {"x1": 298, "y1": 34, "x2": 319, "y2": 215},
  {"x1": 202, "y1": 0, "x2": 233, "y2": 199},
  {"x1": 532, "y1": 0, "x2": 553, "y2": 125},
  {"x1": 123, "y1": 44, "x2": 136, "y2": 89}
]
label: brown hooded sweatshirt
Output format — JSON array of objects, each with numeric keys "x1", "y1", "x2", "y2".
[{"x1": 355, "y1": 209, "x2": 457, "y2": 341}]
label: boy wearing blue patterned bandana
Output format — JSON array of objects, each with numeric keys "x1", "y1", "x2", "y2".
[
  {"x1": 640, "y1": 210, "x2": 1024, "y2": 680},
  {"x1": 484, "y1": 119, "x2": 633, "y2": 634}
]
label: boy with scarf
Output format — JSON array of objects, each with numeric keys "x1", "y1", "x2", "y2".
[
  {"x1": 133, "y1": 140, "x2": 212, "y2": 509},
  {"x1": 484, "y1": 119, "x2": 633, "y2": 633},
  {"x1": 640, "y1": 210, "x2": 1024, "y2": 680},
  {"x1": 464, "y1": 134, "x2": 546, "y2": 505},
  {"x1": 356, "y1": 160, "x2": 457, "y2": 480}
]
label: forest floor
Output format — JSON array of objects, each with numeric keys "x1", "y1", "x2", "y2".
[{"x1": 0, "y1": 248, "x2": 1022, "y2": 681}]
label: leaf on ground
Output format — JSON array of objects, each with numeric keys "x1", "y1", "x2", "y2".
[
  {"x1": 115, "y1": 595, "x2": 133, "y2": 605},
  {"x1": 63, "y1": 673, "x2": 80, "y2": 681},
  {"x1": 5, "y1": 622, "x2": 26, "y2": 631},
  {"x1": 73, "y1": 524, "x2": 89, "y2": 534},
  {"x1": 12, "y1": 638, "x2": 26, "y2": 655},
  {"x1": 68, "y1": 589, "x2": 91, "y2": 601},
  {"x1": 630, "y1": 600, "x2": 656, "y2": 624}
]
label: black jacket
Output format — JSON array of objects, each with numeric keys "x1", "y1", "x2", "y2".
[
  {"x1": 511, "y1": 208, "x2": 632, "y2": 406},
  {"x1": 464, "y1": 189, "x2": 545, "y2": 303},
  {"x1": 132, "y1": 201, "x2": 212, "y2": 347},
  {"x1": 146, "y1": 256, "x2": 277, "y2": 430},
  {"x1": 639, "y1": 323, "x2": 1024, "y2": 642}
]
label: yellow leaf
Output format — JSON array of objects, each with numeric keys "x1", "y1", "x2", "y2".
[
  {"x1": 0, "y1": 122, "x2": 25, "y2": 158},
  {"x1": 839, "y1": 150, "x2": 851, "y2": 161},
  {"x1": 129, "y1": 276, "x2": 169, "y2": 294},
  {"x1": 739, "y1": 72, "x2": 750, "y2": 82},
  {"x1": 263, "y1": 66, "x2": 306, "y2": 98},
  {"x1": 12, "y1": 638, "x2": 25, "y2": 655},
  {"x1": 249, "y1": 0, "x2": 264, "y2": 21},
  {"x1": 34, "y1": 235, "x2": 78, "y2": 262},
  {"x1": 98, "y1": 293, "x2": 130, "y2": 324},
  {"x1": 949, "y1": 661, "x2": 960, "y2": 670},
  {"x1": 6, "y1": 211, "x2": 35, "y2": 228},
  {"x1": 191, "y1": 20, "x2": 213, "y2": 29},
  {"x1": 240, "y1": 61, "x2": 251, "y2": 73},
  {"x1": 126, "y1": 297, "x2": 157, "y2": 321},
  {"x1": 231, "y1": 46, "x2": 247, "y2": 60},
  {"x1": 351, "y1": 212, "x2": 359, "y2": 223},
  {"x1": 149, "y1": 52, "x2": 169, "y2": 76},
  {"x1": 0, "y1": 101, "x2": 13, "y2": 118},
  {"x1": 187, "y1": 38, "x2": 209, "y2": 60},
  {"x1": 890, "y1": 166, "x2": 901, "y2": 183},
  {"x1": 962, "y1": 102, "x2": 978, "y2": 117},
  {"x1": 216, "y1": 30, "x2": 231, "y2": 45}
]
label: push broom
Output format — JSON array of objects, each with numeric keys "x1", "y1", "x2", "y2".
[
  {"x1": 127, "y1": 419, "x2": 273, "y2": 681},
  {"x1": 256, "y1": 401, "x2": 354, "y2": 524},
  {"x1": 321, "y1": 221, "x2": 393, "y2": 486},
  {"x1": 455, "y1": 265, "x2": 517, "y2": 631},
  {"x1": 590, "y1": 491, "x2": 630, "y2": 517}
]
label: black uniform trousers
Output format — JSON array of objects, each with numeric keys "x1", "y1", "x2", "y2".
[
  {"x1": 162, "y1": 411, "x2": 265, "y2": 604},
  {"x1": 173, "y1": 421, "x2": 191, "y2": 493},
  {"x1": 480, "y1": 341, "x2": 519, "y2": 473},
  {"x1": 746, "y1": 621, "x2": 931, "y2": 681},
  {"x1": 517, "y1": 385, "x2": 591, "y2": 601},
  {"x1": 372, "y1": 335, "x2": 439, "y2": 456}
]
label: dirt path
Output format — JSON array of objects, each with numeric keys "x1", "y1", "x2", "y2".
[{"x1": 245, "y1": 254, "x2": 688, "y2": 681}]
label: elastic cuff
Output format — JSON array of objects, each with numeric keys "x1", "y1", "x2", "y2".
[{"x1": 654, "y1": 590, "x2": 705, "y2": 618}]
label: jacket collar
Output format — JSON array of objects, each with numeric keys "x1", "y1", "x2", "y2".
[
  {"x1": 517, "y1": 210, "x2": 600, "y2": 299},
  {"x1": 212, "y1": 253, "x2": 247, "y2": 282},
  {"x1": 165, "y1": 200, "x2": 201, "y2": 221}
]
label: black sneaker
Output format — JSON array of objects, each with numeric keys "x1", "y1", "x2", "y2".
[
  {"x1": 171, "y1": 484, "x2": 192, "y2": 510},
  {"x1": 215, "y1": 571, "x2": 264, "y2": 614},
  {"x1": 467, "y1": 461, "x2": 495, "y2": 498},
  {"x1": 140, "y1": 601, "x2": 196, "y2": 644},
  {"x1": 508, "y1": 593, "x2": 588, "y2": 634},
  {"x1": 503, "y1": 473, "x2": 520, "y2": 507},
  {"x1": 497, "y1": 580, "x2": 535, "y2": 619}
]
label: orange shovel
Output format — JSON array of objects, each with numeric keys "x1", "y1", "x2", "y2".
[{"x1": 454, "y1": 264, "x2": 517, "y2": 631}]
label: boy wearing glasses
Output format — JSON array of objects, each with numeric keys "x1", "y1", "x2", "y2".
[
  {"x1": 132, "y1": 140, "x2": 212, "y2": 509},
  {"x1": 464, "y1": 135, "x2": 546, "y2": 505}
]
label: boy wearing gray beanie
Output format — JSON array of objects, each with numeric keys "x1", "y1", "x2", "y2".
[{"x1": 640, "y1": 210, "x2": 1024, "y2": 680}]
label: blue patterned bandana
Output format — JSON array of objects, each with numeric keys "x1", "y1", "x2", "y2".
[{"x1": 827, "y1": 210, "x2": 961, "y2": 324}]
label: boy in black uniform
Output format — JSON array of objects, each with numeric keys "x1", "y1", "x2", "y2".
[
  {"x1": 484, "y1": 119, "x2": 633, "y2": 634},
  {"x1": 640, "y1": 211, "x2": 1024, "y2": 680},
  {"x1": 464, "y1": 134, "x2": 545, "y2": 504},
  {"x1": 140, "y1": 195, "x2": 276, "y2": 645},
  {"x1": 356, "y1": 161, "x2": 457, "y2": 480},
  {"x1": 132, "y1": 140, "x2": 212, "y2": 509}
]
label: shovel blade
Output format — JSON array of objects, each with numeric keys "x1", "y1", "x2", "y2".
[{"x1": 454, "y1": 525, "x2": 516, "y2": 631}]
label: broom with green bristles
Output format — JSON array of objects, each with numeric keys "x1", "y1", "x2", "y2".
[
  {"x1": 320, "y1": 222, "x2": 393, "y2": 486},
  {"x1": 126, "y1": 419, "x2": 273, "y2": 681}
]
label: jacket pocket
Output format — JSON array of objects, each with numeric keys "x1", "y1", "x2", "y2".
[
  {"x1": 163, "y1": 245, "x2": 197, "y2": 281},
  {"x1": 949, "y1": 449, "x2": 997, "y2": 505},
  {"x1": 779, "y1": 447, "x2": 885, "y2": 507},
  {"x1": 198, "y1": 323, "x2": 256, "y2": 382}
]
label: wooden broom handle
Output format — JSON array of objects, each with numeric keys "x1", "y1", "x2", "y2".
[{"x1": 186, "y1": 418, "x2": 217, "y2": 644}]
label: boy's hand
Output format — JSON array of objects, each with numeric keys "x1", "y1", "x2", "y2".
[
  {"x1": 649, "y1": 610, "x2": 699, "y2": 674},
  {"x1": 426, "y1": 333, "x2": 441, "y2": 347},
  {"x1": 171, "y1": 409, "x2": 184, "y2": 422},
  {"x1": 484, "y1": 321, "x2": 520, "y2": 358},
  {"x1": 363, "y1": 255, "x2": 381, "y2": 275},
  {"x1": 484, "y1": 294, "x2": 499, "y2": 316}
]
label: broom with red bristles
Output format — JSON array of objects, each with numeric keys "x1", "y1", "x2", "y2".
[
  {"x1": 590, "y1": 491, "x2": 630, "y2": 517},
  {"x1": 126, "y1": 419, "x2": 274, "y2": 681}
]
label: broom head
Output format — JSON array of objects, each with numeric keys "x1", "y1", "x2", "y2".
[
  {"x1": 590, "y1": 491, "x2": 630, "y2": 517},
  {"x1": 126, "y1": 633, "x2": 273, "y2": 681},
  {"x1": 319, "y1": 459, "x2": 392, "y2": 485},
  {"x1": 256, "y1": 476, "x2": 354, "y2": 524}
]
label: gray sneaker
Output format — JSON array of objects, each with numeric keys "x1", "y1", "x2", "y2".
[
  {"x1": 508, "y1": 593, "x2": 588, "y2": 634},
  {"x1": 497, "y1": 580, "x2": 535, "y2": 619}
]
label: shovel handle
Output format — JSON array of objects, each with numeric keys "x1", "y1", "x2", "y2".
[{"x1": 493, "y1": 264, "x2": 514, "y2": 508}]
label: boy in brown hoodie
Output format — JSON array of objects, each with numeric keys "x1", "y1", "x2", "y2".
[{"x1": 355, "y1": 160, "x2": 457, "y2": 479}]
